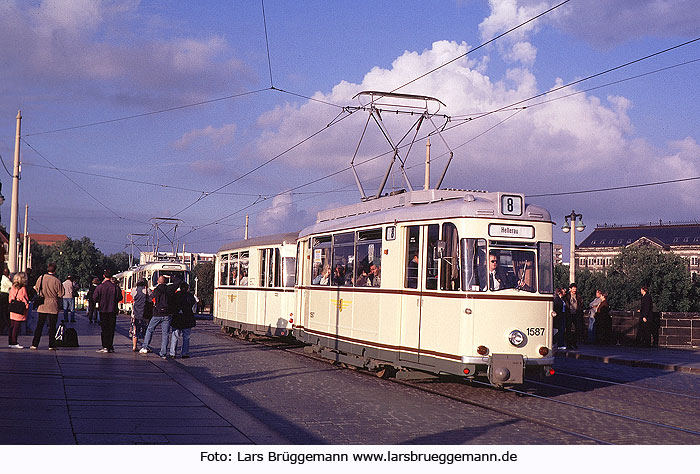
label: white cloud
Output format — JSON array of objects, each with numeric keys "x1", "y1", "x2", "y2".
[
  {"x1": 0, "y1": 0, "x2": 253, "y2": 106},
  {"x1": 175, "y1": 124, "x2": 237, "y2": 150},
  {"x1": 255, "y1": 194, "x2": 311, "y2": 235}
]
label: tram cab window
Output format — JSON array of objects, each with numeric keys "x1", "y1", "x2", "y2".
[
  {"x1": 239, "y1": 251, "x2": 249, "y2": 286},
  {"x1": 219, "y1": 254, "x2": 229, "y2": 286},
  {"x1": 229, "y1": 252, "x2": 239, "y2": 286},
  {"x1": 332, "y1": 232, "x2": 354, "y2": 287},
  {"x1": 440, "y1": 223, "x2": 461, "y2": 291},
  {"x1": 487, "y1": 249, "x2": 536, "y2": 293},
  {"x1": 461, "y1": 239, "x2": 487, "y2": 291},
  {"x1": 425, "y1": 225, "x2": 439, "y2": 290},
  {"x1": 311, "y1": 236, "x2": 331, "y2": 286},
  {"x1": 537, "y1": 242, "x2": 553, "y2": 294},
  {"x1": 355, "y1": 229, "x2": 382, "y2": 287}
]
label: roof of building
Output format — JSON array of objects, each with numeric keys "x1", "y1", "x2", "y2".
[
  {"x1": 578, "y1": 223, "x2": 700, "y2": 249},
  {"x1": 29, "y1": 233, "x2": 68, "y2": 246}
]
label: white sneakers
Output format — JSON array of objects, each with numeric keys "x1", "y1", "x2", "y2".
[
  {"x1": 8, "y1": 344, "x2": 24, "y2": 349},
  {"x1": 139, "y1": 348, "x2": 149, "y2": 354},
  {"x1": 96, "y1": 348, "x2": 109, "y2": 353}
]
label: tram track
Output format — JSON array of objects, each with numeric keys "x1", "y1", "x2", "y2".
[{"x1": 209, "y1": 323, "x2": 700, "y2": 444}]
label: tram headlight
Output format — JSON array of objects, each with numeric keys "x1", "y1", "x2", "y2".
[{"x1": 508, "y1": 330, "x2": 526, "y2": 348}]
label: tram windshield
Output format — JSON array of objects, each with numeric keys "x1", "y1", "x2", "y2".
[
  {"x1": 151, "y1": 270, "x2": 188, "y2": 287},
  {"x1": 461, "y1": 239, "x2": 545, "y2": 293}
]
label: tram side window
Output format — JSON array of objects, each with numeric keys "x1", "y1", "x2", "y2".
[
  {"x1": 229, "y1": 252, "x2": 239, "y2": 286},
  {"x1": 239, "y1": 251, "x2": 249, "y2": 286},
  {"x1": 487, "y1": 249, "x2": 536, "y2": 293},
  {"x1": 219, "y1": 254, "x2": 229, "y2": 286},
  {"x1": 332, "y1": 232, "x2": 354, "y2": 286},
  {"x1": 405, "y1": 226, "x2": 420, "y2": 289},
  {"x1": 538, "y1": 242, "x2": 553, "y2": 294},
  {"x1": 274, "y1": 249, "x2": 281, "y2": 287},
  {"x1": 460, "y1": 239, "x2": 487, "y2": 292},
  {"x1": 440, "y1": 223, "x2": 460, "y2": 291},
  {"x1": 311, "y1": 236, "x2": 331, "y2": 285},
  {"x1": 260, "y1": 249, "x2": 268, "y2": 287},
  {"x1": 355, "y1": 229, "x2": 382, "y2": 287},
  {"x1": 283, "y1": 257, "x2": 296, "y2": 287},
  {"x1": 425, "y1": 224, "x2": 439, "y2": 290}
]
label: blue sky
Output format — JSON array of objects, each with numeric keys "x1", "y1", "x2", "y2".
[{"x1": 1, "y1": 0, "x2": 699, "y2": 261}]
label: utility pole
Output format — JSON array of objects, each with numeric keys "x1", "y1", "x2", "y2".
[
  {"x1": 8, "y1": 111, "x2": 21, "y2": 273},
  {"x1": 561, "y1": 210, "x2": 586, "y2": 285},
  {"x1": 21, "y1": 204, "x2": 28, "y2": 272}
]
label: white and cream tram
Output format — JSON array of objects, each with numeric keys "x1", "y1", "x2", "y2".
[
  {"x1": 214, "y1": 233, "x2": 298, "y2": 337},
  {"x1": 115, "y1": 261, "x2": 190, "y2": 313},
  {"x1": 294, "y1": 189, "x2": 554, "y2": 385}
]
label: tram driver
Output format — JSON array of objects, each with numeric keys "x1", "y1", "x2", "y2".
[{"x1": 488, "y1": 252, "x2": 515, "y2": 291}]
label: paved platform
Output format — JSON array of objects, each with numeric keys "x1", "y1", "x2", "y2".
[
  {"x1": 556, "y1": 344, "x2": 700, "y2": 374},
  {"x1": 1, "y1": 310, "x2": 699, "y2": 445},
  {"x1": 0, "y1": 312, "x2": 287, "y2": 445}
]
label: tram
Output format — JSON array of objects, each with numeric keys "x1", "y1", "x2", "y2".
[
  {"x1": 214, "y1": 188, "x2": 554, "y2": 386},
  {"x1": 214, "y1": 233, "x2": 298, "y2": 337},
  {"x1": 114, "y1": 261, "x2": 190, "y2": 313}
]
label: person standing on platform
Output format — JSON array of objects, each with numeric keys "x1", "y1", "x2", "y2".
[
  {"x1": 565, "y1": 283, "x2": 584, "y2": 350},
  {"x1": 130, "y1": 279, "x2": 150, "y2": 352},
  {"x1": 8, "y1": 272, "x2": 30, "y2": 348},
  {"x1": 31, "y1": 263, "x2": 65, "y2": 350},
  {"x1": 553, "y1": 288, "x2": 567, "y2": 349},
  {"x1": 636, "y1": 286, "x2": 653, "y2": 347},
  {"x1": 62, "y1": 275, "x2": 78, "y2": 322},
  {"x1": 594, "y1": 291, "x2": 612, "y2": 345},
  {"x1": 92, "y1": 270, "x2": 122, "y2": 353},
  {"x1": 86, "y1": 277, "x2": 100, "y2": 324},
  {"x1": 140, "y1": 275, "x2": 176, "y2": 359},
  {"x1": 0, "y1": 268, "x2": 11, "y2": 336},
  {"x1": 170, "y1": 282, "x2": 197, "y2": 359}
]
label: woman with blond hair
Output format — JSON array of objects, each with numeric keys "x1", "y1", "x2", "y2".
[{"x1": 8, "y1": 272, "x2": 29, "y2": 348}]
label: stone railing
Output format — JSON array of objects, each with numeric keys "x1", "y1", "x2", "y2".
[{"x1": 587, "y1": 311, "x2": 700, "y2": 348}]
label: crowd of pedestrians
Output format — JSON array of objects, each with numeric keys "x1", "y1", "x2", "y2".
[
  {"x1": 3, "y1": 263, "x2": 198, "y2": 358},
  {"x1": 553, "y1": 283, "x2": 657, "y2": 349}
]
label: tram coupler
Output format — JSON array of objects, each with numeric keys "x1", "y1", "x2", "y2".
[{"x1": 488, "y1": 354, "x2": 524, "y2": 385}]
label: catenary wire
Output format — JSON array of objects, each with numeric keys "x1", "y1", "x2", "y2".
[{"x1": 261, "y1": 0, "x2": 274, "y2": 88}]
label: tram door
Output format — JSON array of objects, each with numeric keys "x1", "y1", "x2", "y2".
[
  {"x1": 399, "y1": 225, "x2": 433, "y2": 362},
  {"x1": 259, "y1": 248, "x2": 283, "y2": 331}
]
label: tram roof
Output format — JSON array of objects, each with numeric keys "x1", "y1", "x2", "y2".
[
  {"x1": 299, "y1": 189, "x2": 551, "y2": 238},
  {"x1": 217, "y1": 231, "x2": 300, "y2": 253}
]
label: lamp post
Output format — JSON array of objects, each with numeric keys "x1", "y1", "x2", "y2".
[{"x1": 561, "y1": 210, "x2": 586, "y2": 285}]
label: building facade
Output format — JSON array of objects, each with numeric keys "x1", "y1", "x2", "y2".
[{"x1": 575, "y1": 222, "x2": 700, "y2": 278}]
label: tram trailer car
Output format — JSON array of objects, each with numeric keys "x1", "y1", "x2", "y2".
[
  {"x1": 295, "y1": 189, "x2": 554, "y2": 386},
  {"x1": 115, "y1": 261, "x2": 191, "y2": 313},
  {"x1": 214, "y1": 233, "x2": 298, "y2": 337}
]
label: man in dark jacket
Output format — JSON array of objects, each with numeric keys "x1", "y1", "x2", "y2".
[
  {"x1": 140, "y1": 276, "x2": 176, "y2": 358},
  {"x1": 169, "y1": 282, "x2": 197, "y2": 358},
  {"x1": 636, "y1": 286, "x2": 654, "y2": 347},
  {"x1": 85, "y1": 277, "x2": 100, "y2": 324},
  {"x1": 92, "y1": 270, "x2": 122, "y2": 353},
  {"x1": 565, "y1": 283, "x2": 584, "y2": 350}
]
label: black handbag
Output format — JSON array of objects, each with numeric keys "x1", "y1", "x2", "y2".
[{"x1": 8, "y1": 298, "x2": 26, "y2": 314}]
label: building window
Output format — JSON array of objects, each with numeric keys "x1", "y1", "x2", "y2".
[
  {"x1": 673, "y1": 237, "x2": 680, "y2": 243},
  {"x1": 606, "y1": 257, "x2": 612, "y2": 266},
  {"x1": 580, "y1": 257, "x2": 586, "y2": 266},
  {"x1": 691, "y1": 256, "x2": 699, "y2": 266},
  {"x1": 618, "y1": 239, "x2": 623, "y2": 244},
  {"x1": 588, "y1": 258, "x2": 595, "y2": 266},
  {"x1": 591, "y1": 240, "x2": 596, "y2": 244}
]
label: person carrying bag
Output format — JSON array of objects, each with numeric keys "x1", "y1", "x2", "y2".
[{"x1": 8, "y1": 273, "x2": 29, "y2": 348}]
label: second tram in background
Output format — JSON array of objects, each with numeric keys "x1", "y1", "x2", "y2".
[
  {"x1": 115, "y1": 261, "x2": 190, "y2": 313},
  {"x1": 214, "y1": 188, "x2": 555, "y2": 386}
]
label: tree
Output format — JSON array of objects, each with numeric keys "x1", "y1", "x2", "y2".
[
  {"x1": 101, "y1": 252, "x2": 130, "y2": 277},
  {"x1": 554, "y1": 264, "x2": 569, "y2": 290},
  {"x1": 605, "y1": 244, "x2": 693, "y2": 312},
  {"x1": 193, "y1": 262, "x2": 214, "y2": 313}
]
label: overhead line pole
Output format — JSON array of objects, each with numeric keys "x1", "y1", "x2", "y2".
[{"x1": 8, "y1": 111, "x2": 21, "y2": 273}]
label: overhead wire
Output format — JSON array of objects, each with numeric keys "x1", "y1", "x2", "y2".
[{"x1": 261, "y1": 0, "x2": 274, "y2": 88}]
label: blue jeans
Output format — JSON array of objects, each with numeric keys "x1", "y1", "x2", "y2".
[
  {"x1": 62, "y1": 298, "x2": 75, "y2": 321},
  {"x1": 170, "y1": 328, "x2": 191, "y2": 357},
  {"x1": 143, "y1": 316, "x2": 172, "y2": 356}
]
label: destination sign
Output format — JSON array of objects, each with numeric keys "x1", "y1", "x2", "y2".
[{"x1": 488, "y1": 224, "x2": 534, "y2": 239}]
